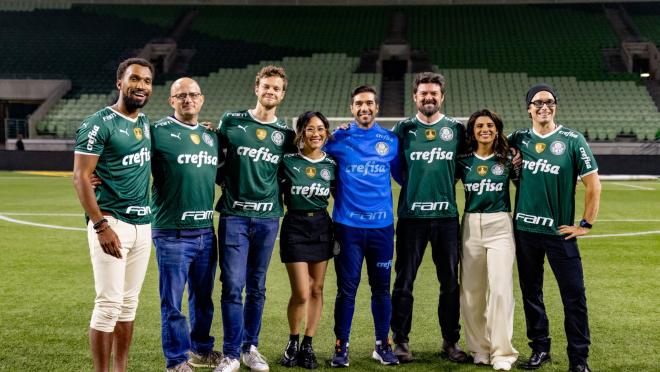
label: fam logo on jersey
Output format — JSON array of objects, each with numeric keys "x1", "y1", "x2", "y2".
[
  {"x1": 133, "y1": 128, "x2": 143, "y2": 141},
  {"x1": 202, "y1": 132, "x2": 214, "y2": 147},
  {"x1": 271, "y1": 130, "x2": 284, "y2": 146},
  {"x1": 535, "y1": 143, "x2": 546, "y2": 153},
  {"x1": 491, "y1": 163, "x2": 505, "y2": 176},
  {"x1": 477, "y1": 165, "x2": 488, "y2": 177},
  {"x1": 305, "y1": 166, "x2": 316, "y2": 178},
  {"x1": 256, "y1": 128, "x2": 267, "y2": 141},
  {"x1": 440, "y1": 127, "x2": 453, "y2": 141},
  {"x1": 550, "y1": 141, "x2": 566, "y2": 155},
  {"x1": 320, "y1": 168, "x2": 331, "y2": 181},
  {"x1": 190, "y1": 133, "x2": 201, "y2": 145},
  {"x1": 375, "y1": 141, "x2": 390, "y2": 156},
  {"x1": 425, "y1": 129, "x2": 436, "y2": 140}
]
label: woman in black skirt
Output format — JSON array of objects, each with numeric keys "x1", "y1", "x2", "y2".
[{"x1": 279, "y1": 111, "x2": 336, "y2": 369}]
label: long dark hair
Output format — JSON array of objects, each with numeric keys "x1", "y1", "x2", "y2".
[
  {"x1": 294, "y1": 111, "x2": 332, "y2": 148},
  {"x1": 465, "y1": 109, "x2": 509, "y2": 164}
]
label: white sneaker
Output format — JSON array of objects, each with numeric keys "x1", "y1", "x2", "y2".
[
  {"x1": 241, "y1": 345, "x2": 269, "y2": 372},
  {"x1": 213, "y1": 356, "x2": 240, "y2": 372},
  {"x1": 493, "y1": 360, "x2": 512, "y2": 371},
  {"x1": 474, "y1": 352, "x2": 490, "y2": 365}
]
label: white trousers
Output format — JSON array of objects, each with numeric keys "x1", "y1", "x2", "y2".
[
  {"x1": 460, "y1": 212, "x2": 518, "y2": 365},
  {"x1": 87, "y1": 216, "x2": 151, "y2": 332}
]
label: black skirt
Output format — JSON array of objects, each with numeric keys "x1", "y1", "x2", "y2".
[{"x1": 279, "y1": 210, "x2": 334, "y2": 263}]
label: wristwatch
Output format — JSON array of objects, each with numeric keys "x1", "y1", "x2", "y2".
[{"x1": 579, "y1": 219, "x2": 593, "y2": 229}]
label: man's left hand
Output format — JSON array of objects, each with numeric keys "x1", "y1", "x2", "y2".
[{"x1": 558, "y1": 225, "x2": 590, "y2": 240}]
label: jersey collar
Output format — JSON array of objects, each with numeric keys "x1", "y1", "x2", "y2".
[
  {"x1": 415, "y1": 113, "x2": 444, "y2": 126},
  {"x1": 473, "y1": 152, "x2": 495, "y2": 161},
  {"x1": 299, "y1": 151, "x2": 327, "y2": 163},
  {"x1": 169, "y1": 115, "x2": 199, "y2": 130},
  {"x1": 248, "y1": 109, "x2": 278, "y2": 124},
  {"x1": 107, "y1": 106, "x2": 142, "y2": 123},
  {"x1": 532, "y1": 124, "x2": 562, "y2": 139}
]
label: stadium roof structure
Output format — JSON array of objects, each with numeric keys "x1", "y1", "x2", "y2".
[{"x1": 10, "y1": 0, "x2": 660, "y2": 7}]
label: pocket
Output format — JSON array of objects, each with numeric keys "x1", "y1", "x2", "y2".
[{"x1": 562, "y1": 239, "x2": 581, "y2": 259}]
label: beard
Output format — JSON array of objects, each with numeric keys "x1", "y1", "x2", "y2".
[
  {"x1": 418, "y1": 100, "x2": 439, "y2": 117},
  {"x1": 122, "y1": 93, "x2": 149, "y2": 112}
]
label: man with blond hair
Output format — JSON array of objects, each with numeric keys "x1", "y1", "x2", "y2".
[{"x1": 213, "y1": 66, "x2": 296, "y2": 372}]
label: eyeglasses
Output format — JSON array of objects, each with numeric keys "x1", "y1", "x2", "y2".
[
  {"x1": 171, "y1": 92, "x2": 202, "y2": 101},
  {"x1": 531, "y1": 100, "x2": 556, "y2": 109}
]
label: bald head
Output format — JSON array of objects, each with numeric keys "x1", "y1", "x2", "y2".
[{"x1": 169, "y1": 77, "x2": 204, "y2": 125}]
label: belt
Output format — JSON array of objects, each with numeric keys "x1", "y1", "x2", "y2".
[{"x1": 286, "y1": 209, "x2": 326, "y2": 217}]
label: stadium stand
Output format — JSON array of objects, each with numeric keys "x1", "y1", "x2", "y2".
[
  {"x1": 626, "y1": 2, "x2": 660, "y2": 45},
  {"x1": 2, "y1": 3, "x2": 657, "y2": 141}
]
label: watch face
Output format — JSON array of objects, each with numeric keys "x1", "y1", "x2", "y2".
[{"x1": 580, "y1": 219, "x2": 592, "y2": 229}]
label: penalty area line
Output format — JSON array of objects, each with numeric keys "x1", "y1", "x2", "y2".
[
  {"x1": 0, "y1": 214, "x2": 85, "y2": 232},
  {"x1": 611, "y1": 182, "x2": 654, "y2": 190}
]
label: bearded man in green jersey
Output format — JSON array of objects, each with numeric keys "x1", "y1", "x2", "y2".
[
  {"x1": 73, "y1": 58, "x2": 154, "y2": 372},
  {"x1": 509, "y1": 84, "x2": 601, "y2": 372},
  {"x1": 390, "y1": 72, "x2": 468, "y2": 364},
  {"x1": 150, "y1": 78, "x2": 223, "y2": 372}
]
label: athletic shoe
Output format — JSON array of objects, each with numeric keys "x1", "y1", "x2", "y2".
[
  {"x1": 280, "y1": 339, "x2": 299, "y2": 367},
  {"x1": 188, "y1": 350, "x2": 224, "y2": 368},
  {"x1": 330, "y1": 340, "x2": 349, "y2": 368},
  {"x1": 212, "y1": 357, "x2": 240, "y2": 372},
  {"x1": 167, "y1": 361, "x2": 193, "y2": 372},
  {"x1": 299, "y1": 342, "x2": 319, "y2": 369},
  {"x1": 241, "y1": 345, "x2": 270, "y2": 372},
  {"x1": 372, "y1": 341, "x2": 400, "y2": 365}
]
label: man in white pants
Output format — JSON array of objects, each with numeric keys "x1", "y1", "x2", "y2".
[{"x1": 73, "y1": 57, "x2": 154, "y2": 372}]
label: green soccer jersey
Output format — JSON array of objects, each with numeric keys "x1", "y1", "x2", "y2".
[
  {"x1": 457, "y1": 153, "x2": 512, "y2": 214},
  {"x1": 279, "y1": 152, "x2": 336, "y2": 211},
  {"x1": 150, "y1": 116, "x2": 219, "y2": 229},
  {"x1": 215, "y1": 110, "x2": 296, "y2": 218},
  {"x1": 392, "y1": 114, "x2": 466, "y2": 218},
  {"x1": 74, "y1": 107, "x2": 152, "y2": 224},
  {"x1": 509, "y1": 125, "x2": 598, "y2": 235}
]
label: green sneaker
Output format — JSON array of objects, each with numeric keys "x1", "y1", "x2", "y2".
[{"x1": 188, "y1": 350, "x2": 224, "y2": 368}]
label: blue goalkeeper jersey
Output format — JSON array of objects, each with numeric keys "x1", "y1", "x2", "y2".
[{"x1": 324, "y1": 122, "x2": 400, "y2": 228}]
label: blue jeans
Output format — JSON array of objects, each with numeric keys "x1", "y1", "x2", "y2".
[
  {"x1": 333, "y1": 223, "x2": 395, "y2": 342},
  {"x1": 218, "y1": 216, "x2": 280, "y2": 359},
  {"x1": 154, "y1": 230, "x2": 217, "y2": 368}
]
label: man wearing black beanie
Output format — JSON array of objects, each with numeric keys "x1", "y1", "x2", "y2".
[{"x1": 508, "y1": 84, "x2": 601, "y2": 372}]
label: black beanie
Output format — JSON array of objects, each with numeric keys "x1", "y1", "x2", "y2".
[{"x1": 526, "y1": 84, "x2": 557, "y2": 107}]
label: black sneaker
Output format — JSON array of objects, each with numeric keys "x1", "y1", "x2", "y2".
[
  {"x1": 299, "y1": 342, "x2": 319, "y2": 369},
  {"x1": 330, "y1": 340, "x2": 349, "y2": 368},
  {"x1": 280, "y1": 339, "x2": 299, "y2": 367}
]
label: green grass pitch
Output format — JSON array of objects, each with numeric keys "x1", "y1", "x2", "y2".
[{"x1": 0, "y1": 171, "x2": 658, "y2": 371}]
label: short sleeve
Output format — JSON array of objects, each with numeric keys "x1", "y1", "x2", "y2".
[
  {"x1": 575, "y1": 134, "x2": 598, "y2": 177},
  {"x1": 74, "y1": 117, "x2": 108, "y2": 156}
]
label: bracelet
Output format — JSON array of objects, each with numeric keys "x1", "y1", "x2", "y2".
[
  {"x1": 95, "y1": 224, "x2": 110, "y2": 234},
  {"x1": 92, "y1": 218, "x2": 108, "y2": 230}
]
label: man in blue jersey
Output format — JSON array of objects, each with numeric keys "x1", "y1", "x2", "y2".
[{"x1": 325, "y1": 85, "x2": 401, "y2": 367}]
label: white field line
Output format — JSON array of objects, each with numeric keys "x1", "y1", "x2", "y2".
[
  {"x1": 610, "y1": 182, "x2": 655, "y2": 190},
  {"x1": 580, "y1": 230, "x2": 660, "y2": 239},
  {"x1": 0, "y1": 214, "x2": 85, "y2": 231}
]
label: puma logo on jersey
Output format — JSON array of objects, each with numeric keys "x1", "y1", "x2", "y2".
[
  {"x1": 237, "y1": 125, "x2": 248, "y2": 132},
  {"x1": 464, "y1": 166, "x2": 472, "y2": 171},
  {"x1": 171, "y1": 133, "x2": 181, "y2": 140},
  {"x1": 522, "y1": 140, "x2": 529, "y2": 147},
  {"x1": 119, "y1": 128, "x2": 130, "y2": 136},
  {"x1": 293, "y1": 166, "x2": 301, "y2": 173},
  {"x1": 408, "y1": 130, "x2": 417, "y2": 137}
]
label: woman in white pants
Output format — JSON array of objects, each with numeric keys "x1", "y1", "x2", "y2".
[{"x1": 457, "y1": 109, "x2": 518, "y2": 371}]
